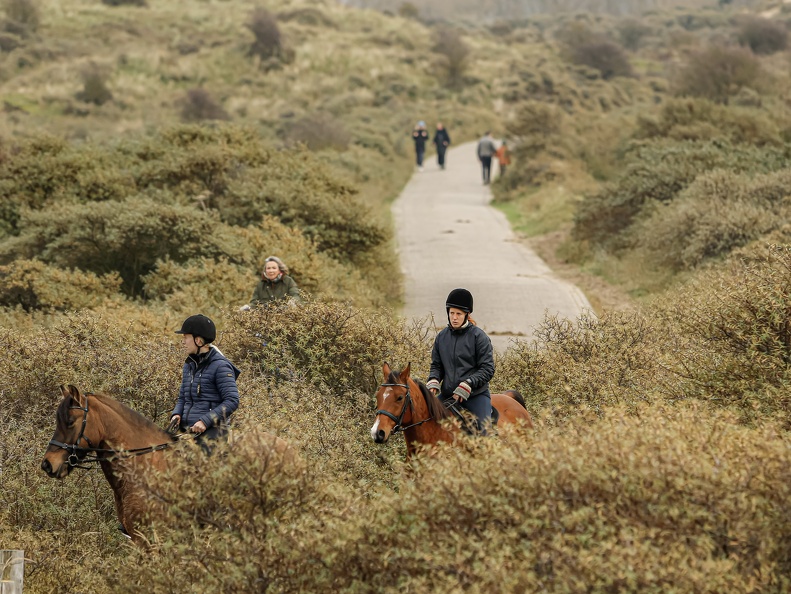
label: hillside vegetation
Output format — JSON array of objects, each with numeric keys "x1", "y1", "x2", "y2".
[{"x1": 6, "y1": 0, "x2": 791, "y2": 592}]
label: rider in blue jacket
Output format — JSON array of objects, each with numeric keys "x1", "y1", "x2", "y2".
[
  {"x1": 169, "y1": 314, "x2": 240, "y2": 453},
  {"x1": 426, "y1": 288, "x2": 495, "y2": 435}
]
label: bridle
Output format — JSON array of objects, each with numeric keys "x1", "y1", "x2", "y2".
[
  {"x1": 48, "y1": 393, "x2": 180, "y2": 469},
  {"x1": 374, "y1": 382, "x2": 431, "y2": 433}
]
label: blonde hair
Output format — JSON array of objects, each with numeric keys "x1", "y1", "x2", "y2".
[{"x1": 264, "y1": 255, "x2": 289, "y2": 275}]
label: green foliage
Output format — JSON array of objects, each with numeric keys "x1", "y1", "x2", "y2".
[
  {"x1": 573, "y1": 140, "x2": 791, "y2": 249},
  {"x1": 674, "y1": 45, "x2": 761, "y2": 104},
  {"x1": 224, "y1": 300, "x2": 431, "y2": 396},
  {"x1": 570, "y1": 38, "x2": 633, "y2": 80},
  {"x1": 617, "y1": 18, "x2": 653, "y2": 50},
  {"x1": 75, "y1": 63, "x2": 113, "y2": 106},
  {"x1": 246, "y1": 7, "x2": 284, "y2": 61},
  {"x1": 3, "y1": 0, "x2": 38, "y2": 33},
  {"x1": 178, "y1": 88, "x2": 230, "y2": 123},
  {"x1": 737, "y1": 16, "x2": 787, "y2": 55},
  {"x1": 635, "y1": 169, "x2": 791, "y2": 271},
  {"x1": 0, "y1": 258, "x2": 122, "y2": 311},
  {"x1": 285, "y1": 112, "x2": 351, "y2": 151},
  {"x1": 431, "y1": 26, "x2": 470, "y2": 88},
  {"x1": 635, "y1": 98, "x2": 785, "y2": 146},
  {"x1": 0, "y1": 197, "x2": 243, "y2": 297}
]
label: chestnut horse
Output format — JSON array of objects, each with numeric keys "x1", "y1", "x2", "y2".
[
  {"x1": 370, "y1": 363, "x2": 533, "y2": 459},
  {"x1": 41, "y1": 385, "x2": 300, "y2": 543}
]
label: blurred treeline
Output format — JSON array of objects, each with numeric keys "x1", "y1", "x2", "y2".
[{"x1": 5, "y1": 0, "x2": 791, "y2": 592}]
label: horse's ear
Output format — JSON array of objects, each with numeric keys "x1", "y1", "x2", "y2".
[
  {"x1": 399, "y1": 363, "x2": 411, "y2": 382},
  {"x1": 59, "y1": 385, "x2": 70, "y2": 399},
  {"x1": 382, "y1": 362, "x2": 391, "y2": 379},
  {"x1": 65, "y1": 385, "x2": 84, "y2": 406}
]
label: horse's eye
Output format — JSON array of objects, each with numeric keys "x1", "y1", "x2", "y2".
[{"x1": 396, "y1": 395, "x2": 404, "y2": 401}]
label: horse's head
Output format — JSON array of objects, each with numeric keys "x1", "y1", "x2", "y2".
[
  {"x1": 370, "y1": 362, "x2": 415, "y2": 444},
  {"x1": 41, "y1": 385, "x2": 99, "y2": 479}
]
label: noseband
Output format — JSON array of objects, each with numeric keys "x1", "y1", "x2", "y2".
[
  {"x1": 374, "y1": 382, "x2": 430, "y2": 433},
  {"x1": 48, "y1": 393, "x2": 179, "y2": 469}
]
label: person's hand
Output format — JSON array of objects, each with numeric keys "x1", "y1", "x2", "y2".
[
  {"x1": 426, "y1": 378, "x2": 440, "y2": 397},
  {"x1": 167, "y1": 415, "x2": 181, "y2": 434},
  {"x1": 191, "y1": 420, "x2": 207, "y2": 434},
  {"x1": 239, "y1": 304, "x2": 251, "y2": 312},
  {"x1": 452, "y1": 382, "x2": 472, "y2": 402}
]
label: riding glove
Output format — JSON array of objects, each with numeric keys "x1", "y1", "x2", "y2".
[
  {"x1": 453, "y1": 381, "x2": 472, "y2": 401},
  {"x1": 426, "y1": 379, "x2": 441, "y2": 393}
]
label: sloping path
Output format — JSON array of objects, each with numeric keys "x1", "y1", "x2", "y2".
[{"x1": 392, "y1": 141, "x2": 592, "y2": 352}]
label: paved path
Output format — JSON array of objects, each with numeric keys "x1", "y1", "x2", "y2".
[{"x1": 392, "y1": 141, "x2": 592, "y2": 352}]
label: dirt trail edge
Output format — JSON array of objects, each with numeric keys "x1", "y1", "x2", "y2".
[{"x1": 393, "y1": 140, "x2": 592, "y2": 352}]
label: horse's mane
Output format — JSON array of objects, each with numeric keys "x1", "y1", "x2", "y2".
[
  {"x1": 60, "y1": 391, "x2": 170, "y2": 437},
  {"x1": 387, "y1": 370, "x2": 452, "y2": 422}
]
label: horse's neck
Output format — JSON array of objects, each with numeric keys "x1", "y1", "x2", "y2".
[
  {"x1": 405, "y1": 385, "x2": 453, "y2": 446},
  {"x1": 94, "y1": 398, "x2": 167, "y2": 451}
]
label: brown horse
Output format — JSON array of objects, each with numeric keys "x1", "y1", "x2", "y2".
[
  {"x1": 370, "y1": 363, "x2": 533, "y2": 459},
  {"x1": 41, "y1": 385, "x2": 298, "y2": 542}
]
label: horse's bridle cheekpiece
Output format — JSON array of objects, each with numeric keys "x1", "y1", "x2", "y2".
[{"x1": 374, "y1": 382, "x2": 430, "y2": 433}]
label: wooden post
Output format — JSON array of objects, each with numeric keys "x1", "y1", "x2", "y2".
[{"x1": 0, "y1": 550, "x2": 23, "y2": 594}]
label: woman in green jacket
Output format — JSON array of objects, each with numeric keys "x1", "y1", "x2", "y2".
[{"x1": 249, "y1": 256, "x2": 301, "y2": 306}]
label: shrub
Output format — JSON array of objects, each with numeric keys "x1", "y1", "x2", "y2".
[
  {"x1": 431, "y1": 26, "x2": 470, "y2": 88},
  {"x1": 570, "y1": 38, "x2": 633, "y2": 79},
  {"x1": 0, "y1": 197, "x2": 244, "y2": 297},
  {"x1": 636, "y1": 169, "x2": 788, "y2": 271},
  {"x1": 101, "y1": 0, "x2": 146, "y2": 5},
  {"x1": 617, "y1": 18, "x2": 652, "y2": 51},
  {"x1": 178, "y1": 88, "x2": 230, "y2": 123},
  {"x1": 246, "y1": 7, "x2": 283, "y2": 61},
  {"x1": 75, "y1": 63, "x2": 113, "y2": 106},
  {"x1": 398, "y1": 2, "x2": 419, "y2": 19},
  {"x1": 674, "y1": 45, "x2": 761, "y2": 104},
  {"x1": 0, "y1": 258, "x2": 122, "y2": 311},
  {"x1": 285, "y1": 112, "x2": 350, "y2": 151},
  {"x1": 738, "y1": 16, "x2": 787, "y2": 55},
  {"x1": 3, "y1": 0, "x2": 38, "y2": 33},
  {"x1": 572, "y1": 140, "x2": 790, "y2": 249}
]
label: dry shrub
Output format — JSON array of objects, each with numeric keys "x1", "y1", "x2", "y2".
[
  {"x1": 223, "y1": 299, "x2": 431, "y2": 396},
  {"x1": 570, "y1": 38, "x2": 633, "y2": 80},
  {"x1": 285, "y1": 112, "x2": 351, "y2": 151},
  {"x1": 246, "y1": 6, "x2": 284, "y2": 61},
  {"x1": 654, "y1": 247, "x2": 791, "y2": 425},
  {"x1": 102, "y1": 404, "x2": 791, "y2": 592},
  {"x1": 3, "y1": 0, "x2": 38, "y2": 33},
  {"x1": 75, "y1": 63, "x2": 113, "y2": 106},
  {"x1": 674, "y1": 45, "x2": 761, "y2": 104},
  {"x1": 431, "y1": 26, "x2": 470, "y2": 88},
  {"x1": 737, "y1": 16, "x2": 787, "y2": 55},
  {"x1": 496, "y1": 311, "x2": 660, "y2": 421},
  {"x1": 635, "y1": 169, "x2": 791, "y2": 271},
  {"x1": 0, "y1": 258, "x2": 122, "y2": 311},
  {"x1": 635, "y1": 97, "x2": 784, "y2": 146},
  {"x1": 277, "y1": 6, "x2": 335, "y2": 27},
  {"x1": 572, "y1": 140, "x2": 789, "y2": 250},
  {"x1": 617, "y1": 18, "x2": 652, "y2": 50},
  {"x1": 178, "y1": 88, "x2": 230, "y2": 123}
]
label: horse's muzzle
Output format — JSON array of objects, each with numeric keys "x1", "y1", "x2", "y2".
[{"x1": 40, "y1": 457, "x2": 68, "y2": 479}]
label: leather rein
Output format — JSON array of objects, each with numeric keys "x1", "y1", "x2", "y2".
[
  {"x1": 374, "y1": 382, "x2": 432, "y2": 433},
  {"x1": 48, "y1": 393, "x2": 185, "y2": 469}
]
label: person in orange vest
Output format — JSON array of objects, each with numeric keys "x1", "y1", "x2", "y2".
[{"x1": 495, "y1": 140, "x2": 512, "y2": 178}]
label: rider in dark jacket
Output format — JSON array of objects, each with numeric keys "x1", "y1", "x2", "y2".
[
  {"x1": 169, "y1": 314, "x2": 240, "y2": 452},
  {"x1": 426, "y1": 289, "x2": 495, "y2": 435}
]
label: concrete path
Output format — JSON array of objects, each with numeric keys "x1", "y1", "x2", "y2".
[{"x1": 392, "y1": 141, "x2": 592, "y2": 352}]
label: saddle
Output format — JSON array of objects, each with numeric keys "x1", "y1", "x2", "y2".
[{"x1": 443, "y1": 400, "x2": 500, "y2": 429}]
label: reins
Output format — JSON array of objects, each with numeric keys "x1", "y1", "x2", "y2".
[
  {"x1": 48, "y1": 393, "x2": 195, "y2": 469},
  {"x1": 374, "y1": 382, "x2": 432, "y2": 433}
]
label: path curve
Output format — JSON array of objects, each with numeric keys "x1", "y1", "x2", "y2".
[{"x1": 393, "y1": 141, "x2": 592, "y2": 352}]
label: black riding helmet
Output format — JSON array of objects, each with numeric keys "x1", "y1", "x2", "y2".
[
  {"x1": 175, "y1": 314, "x2": 216, "y2": 344},
  {"x1": 446, "y1": 288, "x2": 473, "y2": 313}
]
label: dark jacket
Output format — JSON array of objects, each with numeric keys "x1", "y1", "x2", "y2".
[
  {"x1": 433, "y1": 129, "x2": 450, "y2": 149},
  {"x1": 412, "y1": 129, "x2": 429, "y2": 151},
  {"x1": 251, "y1": 274, "x2": 300, "y2": 306},
  {"x1": 428, "y1": 323, "x2": 495, "y2": 399},
  {"x1": 173, "y1": 346, "x2": 241, "y2": 429}
]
